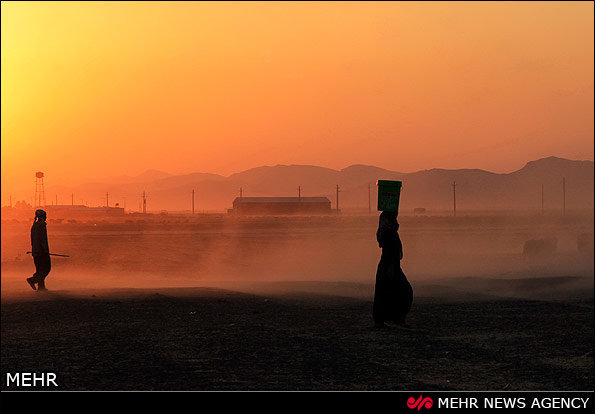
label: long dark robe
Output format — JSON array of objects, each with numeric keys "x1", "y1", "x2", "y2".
[
  {"x1": 30, "y1": 219, "x2": 51, "y2": 287},
  {"x1": 372, "y1": 220, "x2": 413, "y2": 324}
]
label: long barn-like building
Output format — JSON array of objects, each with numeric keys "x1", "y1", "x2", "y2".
[
  {"x1": 45, "y1": 205, "x2": 125, "y2": 219},
  {"x1": 231, "y1": 197, "x2": 332, "y2": 215}
]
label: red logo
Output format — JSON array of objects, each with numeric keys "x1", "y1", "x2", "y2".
[{"x1": 407, "y1": 395, "x2": 433, "y2": 411}]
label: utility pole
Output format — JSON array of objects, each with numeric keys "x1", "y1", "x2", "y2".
[
  {"x1": 298, "y1": 185, "x2": 301, "y2": 201},
  {"x1": 368, "y1": 183, "x2": 371, "y2": 214},
  {"x1": 336, "y1": 184, "x2": 340, "y2": 213},
  {"x1": 106, "y1": 192, "x2": 109, "y2": 207},
  {"x1": 541, "y1": 184, "x2": 544, "y2": 216},
  {"x1": 239, "y1": 187, "x2": 243, "y2": 199},
  {"x1": 562, "y1": 177, "x2": 566, "y2": 217},
  {"x1": 452, "y1": 181, "x2": 457, "y2": 217},
  {"x1": 192, "y1": 189, "x2": 195, "y2": 214},
  {"x1": 142, "y1": 191, "x2": 147, "y2": 214}
]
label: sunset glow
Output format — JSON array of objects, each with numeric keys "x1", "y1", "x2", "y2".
[{"x1": 1, "y1": 1, "x2": 593, "y2": 199}]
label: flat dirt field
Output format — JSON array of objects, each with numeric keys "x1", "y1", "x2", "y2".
[{"x1": 1, "y1": 214, "x2": 593, "y2": 390}]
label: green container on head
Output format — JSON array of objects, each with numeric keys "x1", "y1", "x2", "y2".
[{"x1": 377, "y1": 180, "x2": 402, "y2": 213}]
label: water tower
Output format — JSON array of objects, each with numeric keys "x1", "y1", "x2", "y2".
[{"x1": 35, "y1": 171, "x2": 46, "y2": 208}]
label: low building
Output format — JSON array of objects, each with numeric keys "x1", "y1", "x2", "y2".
[
  {"x1": 45, "y1": 205, "x2": 125, "y2": 219},
  {"x1": 231, "y1": 197, "x2": 332, "y2": 215}
]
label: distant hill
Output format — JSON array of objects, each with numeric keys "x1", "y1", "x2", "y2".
[
  {"x1": 91, "y1": 169, "x2": 173, "y2": 185},
  {"x1": 33, "y1": 157, "x2": 594, "y2": 212}
]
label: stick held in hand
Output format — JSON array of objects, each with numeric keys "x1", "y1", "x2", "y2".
[{"x1": 26, "y1": 251, "x2": 70, "y2": 257}]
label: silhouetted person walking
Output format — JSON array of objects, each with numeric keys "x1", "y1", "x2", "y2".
[
  {"x1": 27, "y1": 209, "x2": 51, "y2": 291},
  {"x1": 372, "y1": 211, "x2": 413, "y2": 328}
]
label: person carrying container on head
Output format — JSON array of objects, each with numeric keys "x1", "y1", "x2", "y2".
[{"x1": 373, "y1": 181, "x2": 413, "y2": 328}]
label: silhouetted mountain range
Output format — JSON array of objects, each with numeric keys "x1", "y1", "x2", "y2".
[{"x1": 37, "y1": 156, "x2": 594, "y2": 212}]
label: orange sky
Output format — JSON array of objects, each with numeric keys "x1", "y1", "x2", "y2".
[{"x1": 1, "y1": 1, "x2": 593, "y2": 200}]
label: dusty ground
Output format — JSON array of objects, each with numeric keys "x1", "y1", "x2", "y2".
[
  {"x1": 1, "y1": 283, "x2": 593, "y2": 391},
  {"x1": 2, "y1": 215, "x2": 592, "y2": 390}
]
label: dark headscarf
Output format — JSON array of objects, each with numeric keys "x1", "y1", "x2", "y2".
[
  {"x1": 34, "y1": 209, "x2": 47, "y2": 223},
  {"x1": 376, "y1": 211, "x2": 399, "y2": 247}
]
